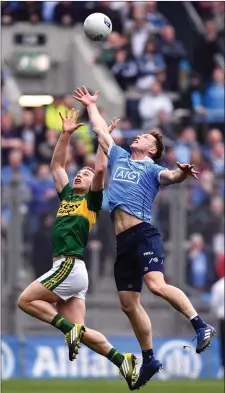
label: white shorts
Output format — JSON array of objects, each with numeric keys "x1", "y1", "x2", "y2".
[{"x1": 37, "y1": 257, "x2": 88, "y2": 301}]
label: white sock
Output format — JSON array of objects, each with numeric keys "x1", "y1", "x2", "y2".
[{"x1": 189, "y1": 313, "x2": 198, "y2": 321}]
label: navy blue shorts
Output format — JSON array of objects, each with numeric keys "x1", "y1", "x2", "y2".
[{"x1": 114, "y1": 222, "x2": 165, "y2": 293}]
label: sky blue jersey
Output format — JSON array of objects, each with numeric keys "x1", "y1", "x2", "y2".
[{"x1": 107, "y1": 143, "x2": 166, "y2": 222}]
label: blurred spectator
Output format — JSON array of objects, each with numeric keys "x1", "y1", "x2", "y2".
[
  {"x1": 1, "y1": 112, "x2": 22, "y2": 165},
  {"x1": 45, "y1": 97, "x2": 65, "y2": 131},
  {"x1": 37, "y1": 128, "x2": 58, "y2": 164},
  {"x1": 13, "y1": 1, "x2": 43, "y2": 24},
  {"x1": 33, "y1": 107, "x2": 47, "y2": 146},
  {"x1": 192, "y1": 67, "x2": 224, "y2": 124},
  {"x1": 53, "y1": 1, "x2": 78, "y2": 27},
  {"x1": 22, "y1": 142, "x2": 38, "y2": 173},
  {"x1": 193, "y1": 20, "x2": 221, "y2": 83},
  {"x1": 91, "y1": 1, "x2": 123, "y2": 34},
  {"x1": 74, "y1": 140, "x2": 89, "y2": 168},
  {"x1": 159, "y1": 25, "x2": 187, "y2": 91},
  {"x1": 192, "y1": 196, "x2": 224, "y2": 248},
  {"x1": 212, "y1": 2, "x2": 225, "y2": 33},
  {"x1": 210, "y1": 275, "x2": 224, "y2": 375},
  {"x1": 194, "y1": 2, "x2": 214, "y2": 19},
  {"x1": 125, "y1": 5, "x2": 153, "y2": 58},
  {"x1": 136, "y1": 38, "x2": 166, "y2": 91},
  {"x1": 216, "y1": 254, "x2": 225, "y2": 279},
  {"x1": 1, "y1": 1, "x2": 18, "y2": 25},
  {"x1": 190, "y1": 170, "x2": 215, "y2": 208},
  {"x1": 98, "y1": 32, "x2": 128, "y2": 68},
  {"x1": 190, "y1": 149, "x2": 210, "y2": 174},
  {"x1": 29, "y1": 164, "x2": 56, "y2": 231},
  {"x1": 17, "y1": 109, "x2": 35, "y2": 144},
  {"x1": 138, "y1": 80, "x2": 173, "y2": 129},
  {"x1": 2, "y1": 149, "x2": 32, "y2": 187},
  {"x1": 65, "y1": 144, "x2": 79, "y2": 184},
  {"x1": 32, "y1": 213, "x2": 54, "y2": 278},
  {"x1": 163, "y1": 147, "x2": 177, "y2": 170},
  {"x1": 111, "y1": 48, "x2": 138, "y2": 90},
  {"x1": 145, "y1": 1, "x2": 168, "y2": 33},
  {"x1": 203, "y1": 128, "x2": 224, "y2": 162},
  {"x1": 208, "y1": 141, "x2": 224, "y2": 175},
  {"x1": 42, "y1": 1, "x2": 58, "y2": 22},
  {"x1": 186, "y1": 233, "x2": 215, "y2": 292},
  {"x1": 174, "y1": 127, "x2": 199, "y2": 163}
]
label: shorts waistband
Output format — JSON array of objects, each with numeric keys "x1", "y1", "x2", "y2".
[
  {"x1": 116, "y1": 222, "x2": 155, "y2": 240},
  {"x1": 53, "y1": 255, "x2": 83, "y2": 264}
]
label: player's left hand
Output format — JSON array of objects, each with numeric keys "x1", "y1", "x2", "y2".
[
  {"x1": 59, "y1": 108, "x2": 84, "y2": 134},
  {"x1": 108, "y1": 117, "x2": 120, "y2": 134},
  {"x1": 176, "y1": 162, "x2": 199, "y2": 179},
  {"x1": 73, "y1": 86, "x2": 100, "y2": 107}
]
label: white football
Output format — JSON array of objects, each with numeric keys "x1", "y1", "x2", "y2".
[{"x1": 84, "y1": 13, "x2": 112, "y2": 41}]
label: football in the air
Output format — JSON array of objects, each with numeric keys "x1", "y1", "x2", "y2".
[{"x1": 83, "y1": 13, "x2": 112, "y2": 41}]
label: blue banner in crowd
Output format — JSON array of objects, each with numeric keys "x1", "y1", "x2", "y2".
[{"x1": 2, "y1": 336, "x2": 222, "y2": 380}]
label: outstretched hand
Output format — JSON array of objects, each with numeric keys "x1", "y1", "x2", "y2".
[
  {"x1": 73, "y1": 86, "x2": 100, "y2": 107},
  {"x1": 176, "y1": 162, "x2": 199, "y2": 179},
  {"x1": 108, "y1": 117, "x2": 120, "y2": 134},
  {"x1": 59, "y1": 108, "x2": 84, "y2": 134}
]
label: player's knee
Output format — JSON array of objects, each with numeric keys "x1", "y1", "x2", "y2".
[
  {"x1": 148, "y1": 281, "x2": 165, "y2": 296},
  {"x1": 17, "y1": 293, "x2": 29, "y2": 311},
  {"x1": 120, "y1": 300, "x2": 139, "y2": 315}
]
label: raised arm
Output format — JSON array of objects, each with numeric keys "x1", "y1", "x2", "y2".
[
  {"x1": 73, "y1": 87, "x2": 114, "y2": 155},
  {"x1": 160, "y1": 162, "x2": 199, "y2": 186},
  {"x1": 91, "y1": 117, "x2": 120, "y2": 191},
  {"x1": 50, "y1": 109, "x2": 84, "y2": 192}
]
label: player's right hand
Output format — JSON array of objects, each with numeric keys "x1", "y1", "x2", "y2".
[
  {"x1": 108, "y1": 117, "x2": 120, "y2": 134},
  {"x1": 73, "y1": 86, "x2": 100, "y2": 107},
  {"x1": 59, "y1": 108, "x2": 84, "y2": 134}
]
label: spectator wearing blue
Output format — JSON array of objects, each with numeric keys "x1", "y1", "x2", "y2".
[
  {"x1": 17, "y1": 109, "x2": 36, "y2": 145},
  {"x1": 2, "y1": 149, "x2": 32, "y2": 187},
  {"x1": 208, "y1": 142, "x2": 224, "y2": 176},
  {"x1": 145, "y1": 1, "x2": 168, "y2": 33},
  {"x1": 22, "y1": 141, "x2": 38, "y2": 174},
  {"x1": 174, "y1": 127, "x2": 199, "y2": 164},
  {"x1": 136, "y1": 38, "x2": 166, "y2": 91},
  {"x1": 159, "y1": 25, "x2": 188, "y2": 91},
  {"x1": 192, "y1": 67, "x2": 224, "y2": 124},
  {"x1": 29, "y1": 164, "x2": 56, "y2": 232},
  {"x1": 187, "y1": 233, "x2": 215, "y2": 293},
  {"x1": 42, "y1": 1, "x2": 58, "y2": 22},
  {"x1": 203, "y1": 128, "x2": 224, "y2": 163},
  {"x1": 111, "y1": 48, "x2": 138, "y2": 91}
]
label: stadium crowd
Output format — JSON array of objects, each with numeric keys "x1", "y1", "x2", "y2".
[{"x1": 1, "y1": 1, "x2": 224, "y2": 296}]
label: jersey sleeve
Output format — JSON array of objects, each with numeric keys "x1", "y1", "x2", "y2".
[
  {"x1": 86, "y1": 189, "x2": 103, "y2": 214},
  {"x1": 57, "y1": 183, "x2": 72, "y2": 201},
  {"x1": 107, "y1": 142, "x2": 129, "y2": 170},
  {"x1": 152, "y1": 163, "x2": 167, "y2": 185}
]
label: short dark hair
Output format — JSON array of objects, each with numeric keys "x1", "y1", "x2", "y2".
[
  {"x1": 82, "y1": 166, "x2": 95, "y2": 174},
  {"x1": 149, "y1": 129, "x2": 165, "y2": 160}
]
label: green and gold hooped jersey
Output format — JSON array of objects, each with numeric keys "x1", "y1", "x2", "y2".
[{"x1": 52, "y1": 183, "x2": 103, "y2": 258}]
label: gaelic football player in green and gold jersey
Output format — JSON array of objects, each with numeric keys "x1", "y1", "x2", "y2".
[{"x1": 17, "y1": 109, "x2": 138, "y2": 390}]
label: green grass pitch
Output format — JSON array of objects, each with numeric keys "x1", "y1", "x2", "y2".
[{"x1": 2, "y1": 379, "x2": 224, "y2": 393}]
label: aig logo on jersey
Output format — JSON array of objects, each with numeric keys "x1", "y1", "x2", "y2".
[{"x1": 113, "y1": 167, "x2": 140, "y2": 184}]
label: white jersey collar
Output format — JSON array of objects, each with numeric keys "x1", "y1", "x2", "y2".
[{"x1": 130, "y1": 156, "x2": 154, "y2": 163}]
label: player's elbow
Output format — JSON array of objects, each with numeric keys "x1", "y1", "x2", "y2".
[
  {"x1": 50, "y1": 162, "x2": 63, "y2": 173},
  {"x1": 95, "y1": 166, "x2": 106, "y2": 175}
]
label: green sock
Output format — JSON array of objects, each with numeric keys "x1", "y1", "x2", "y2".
[
  {"x1": 51, "y1": 314, "x2": 74, "y2": 334},
  {"x1": 107, "y1": 348, "x2": 124, "y2": 368}
]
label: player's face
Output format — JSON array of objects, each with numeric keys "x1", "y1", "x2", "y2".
[
  {"x1": 130, "y1": 134, "x2": 157, "y2": 157},
  {"x1": 73, "y1": 169, "x2": 94, "y2": 193}
]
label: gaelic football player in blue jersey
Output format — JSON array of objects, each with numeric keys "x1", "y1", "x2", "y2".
[{"x1": 74, "y1": 87, "x2": 216, "y2": 390}]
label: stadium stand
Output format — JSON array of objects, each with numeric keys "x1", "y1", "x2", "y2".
[{"x1": 1, "y1": 1, "x2": 224, "y2": 336}]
